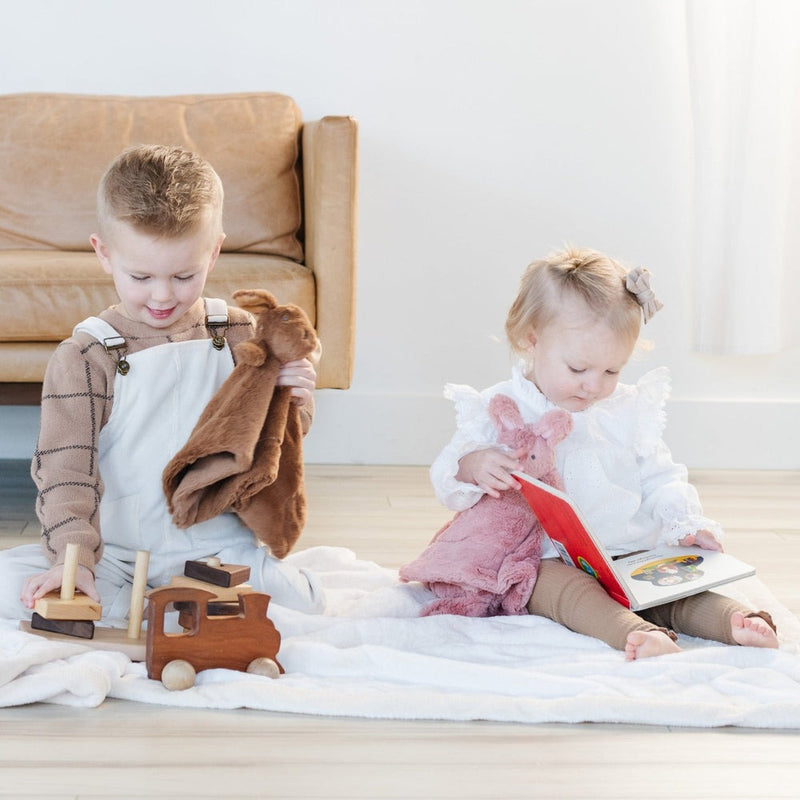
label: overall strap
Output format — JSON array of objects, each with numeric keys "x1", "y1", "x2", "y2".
[
  {"x1": 73, "y1": 317, "x2": 130, "y2": 375},
  {"x1": 204, "y1": 297, "x2": 228, "y2": 324},
  {"x1": 73, "y1": 316, "x2": 124, "y2": 344},
  {"x1": 204, "y1": 297, "x2": 229, "y2": 350}
]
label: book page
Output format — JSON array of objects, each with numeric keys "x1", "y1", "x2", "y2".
[{"x1": 612, "y1": 547, "x2": 755, "y2": 611}]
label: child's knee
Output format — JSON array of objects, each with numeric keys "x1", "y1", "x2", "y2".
[
  {"x1": 214, "y1": 543, "x2": 326, "y2": 614},
  {"x1": 527, "y1": 559, "x2": 605, "y2": 616}
]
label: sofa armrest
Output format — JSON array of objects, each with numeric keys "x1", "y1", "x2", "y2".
[{"x1": 302, "y1": 116, "x2": 358, "y2": 389}]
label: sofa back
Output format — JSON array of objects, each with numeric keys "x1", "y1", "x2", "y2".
[{"x1": 0, "y1": 92, "x2": 304, "y2": 260}]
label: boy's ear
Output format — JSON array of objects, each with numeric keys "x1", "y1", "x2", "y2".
[
  {"x1": 207, "y1": 232, "x2": 225, "y2": 273},
  {"x1": 90, "y1": 234, "x2": 113, "y2": 275}
]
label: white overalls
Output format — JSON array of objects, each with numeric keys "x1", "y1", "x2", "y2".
[{"x1": 0, "y1": 300, "x2": 323, "y2": 623}]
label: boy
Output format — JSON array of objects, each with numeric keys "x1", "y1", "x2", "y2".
[{"x1": 0, "y1": 144, "x2": 323, "y2": 622}]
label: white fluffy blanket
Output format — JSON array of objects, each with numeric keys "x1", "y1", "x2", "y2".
[{"x1": 3, "y1": 546, "x2": 800, "y2": 727}]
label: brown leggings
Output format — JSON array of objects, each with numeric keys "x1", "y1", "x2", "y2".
[{"x1": 526, "y1": 559, "x2": 768, "y2": 651}]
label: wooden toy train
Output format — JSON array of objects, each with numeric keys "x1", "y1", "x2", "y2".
[
  {"x1": 20, "y1": 548, "x2": 282, "y2": 691},
  {"x1": 146, "y1": 584, "x2": 282, "y2": 690}
]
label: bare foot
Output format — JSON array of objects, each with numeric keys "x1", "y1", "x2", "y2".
[
  {"x1": 730, "y1": 611, "x2": 779, "y2": 649},
  {"x1": 625, "y1": 630, "x2": 682, "y2": 661}
]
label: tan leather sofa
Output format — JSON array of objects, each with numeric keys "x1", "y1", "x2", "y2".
[{"x1": 0, "y1": 92, "x2": 358, "y2": 403}]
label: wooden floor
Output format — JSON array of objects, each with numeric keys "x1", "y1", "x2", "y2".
[{"x1": 1, "y1": 460, "x2": 799, "y2": 799}]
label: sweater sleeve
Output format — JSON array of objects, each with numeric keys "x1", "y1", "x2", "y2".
[{"x1": 31, "y1": 337, "x2": 112, "y2": 572}]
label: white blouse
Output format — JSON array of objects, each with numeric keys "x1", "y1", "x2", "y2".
[{"x1": 429, "y1": 364, "x2": 723, "y2": 558}]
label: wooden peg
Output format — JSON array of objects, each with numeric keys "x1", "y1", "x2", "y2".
[
  {"x1": 60, "y1": 542, "x2": 80, "y2": 600},
  {"x1": 127, "y1": 550, "x2": 150, "y2": 640}
]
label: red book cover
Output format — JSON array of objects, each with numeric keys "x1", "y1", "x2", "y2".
[{"x1": 515, "y1": 473, "x2": 631, "y2": 607}]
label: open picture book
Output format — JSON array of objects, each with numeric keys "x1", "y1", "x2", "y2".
[{"x1": 514, "y1": 472, "x2": 756, "y2": 611}]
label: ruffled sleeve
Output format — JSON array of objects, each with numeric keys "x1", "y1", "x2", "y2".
[
  {"x1": 661, "y1": 512, "x2": 725, "y2": 548},
  {"x1": 429, "y1": 383, "x2": 499, "y2": 511},
  {"x1": 633, "y1": 366, "x2": 670, "y2": 457},
  {"x1": 443, "y1": 384, "x2": 494, "y2": 441},
  {"x1": 634, "y1": 374, "x2": 725, "y2": 548},
  {"x1": 596, "y1": 366, "x2": 670, "y2": 459}
]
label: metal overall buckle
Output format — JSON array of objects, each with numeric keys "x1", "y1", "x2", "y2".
[
  {"x1": 206, "y1": 312, "x2": 228, "y2": 351},
  {"x1": 103, "y1": 336, "x2": 130, "y2": 375}
]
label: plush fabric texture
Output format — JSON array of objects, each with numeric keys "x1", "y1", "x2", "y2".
[
  {"x1": 400, "y1": 397, "x2": 573, "y2": 616},
  {"x1": 162, "y1": 289, "x2": 320, "y2": 558}
]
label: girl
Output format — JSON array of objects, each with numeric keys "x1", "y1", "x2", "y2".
[{"x1": 430, "y1": 247, "x2": 778, "y2": 659}]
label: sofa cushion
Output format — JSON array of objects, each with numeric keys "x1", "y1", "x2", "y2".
[
  {"x1": 0, "y1": 92, "x2": 303, "y2": 260},
  {"x1": 0, "y1": 251, "x2": 316, "y2": 343}
]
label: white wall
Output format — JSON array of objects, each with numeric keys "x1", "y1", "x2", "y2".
[{"x1": 2, "y1": 0, "x2": 798, "y2": 468}]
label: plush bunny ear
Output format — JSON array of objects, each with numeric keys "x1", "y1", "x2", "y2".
[
  {"x1": 535, "y1": 408, "x2": 573, "y2": 444},
  {"x1": 488, "y1": 394, "x2": 524, "y2": 434},
  {"x1": 232, "y1": 289, "x2": 279, "y2": 314}
]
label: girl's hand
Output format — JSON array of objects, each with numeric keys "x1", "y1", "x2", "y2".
[
  {"x1": 456, "y1": 448, "x2": 525, "y2": 498},
  {"x1": 276, "y1": 358, "x2": 317, "y2": 407},
  {"x1": 678, "y1": 529, "x2": 723, "y2": 552},
  {"x1": 20, "y1": 564, "x2": 100, "y2": 609}
]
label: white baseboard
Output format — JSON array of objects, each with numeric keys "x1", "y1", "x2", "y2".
[
  {"x1": 664, "y1": 398, "x2": 800, "y2": 470},
  {"x1": 2, "y1": 396, "x2": 798, "y2": 470}
]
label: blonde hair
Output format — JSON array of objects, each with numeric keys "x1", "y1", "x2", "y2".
[
  {"x1": 505, "y1": 246, "x2": 643, "y2": 358},
  {"x1": 97, "y1": 144, "x2": 223, "y2": 238}
]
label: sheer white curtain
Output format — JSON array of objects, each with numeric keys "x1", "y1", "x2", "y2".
[{"x1": 686, "y1": 0, "x2": 800, "y2": 355}]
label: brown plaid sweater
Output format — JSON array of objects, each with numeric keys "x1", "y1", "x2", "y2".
[{"x1": 31, "y1": 299, "x2": 313, "y2": 574}]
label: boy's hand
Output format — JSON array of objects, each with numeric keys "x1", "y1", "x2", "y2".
[
  {"x1": 20, "y1": 564, "x2": 100, "y2": 609},
  {"x1": 276, "y1": 358, "x2": 317, "y2": 407},
  {"x1": 456, "y1": 448, "x2": 526, "y2": 498},
  {"x1": 678, "y1": 529, "x2": 723, "y2": 552}
]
